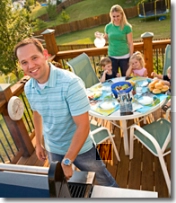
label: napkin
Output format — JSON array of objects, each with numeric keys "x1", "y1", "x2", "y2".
[{"x1": 94, "y1": 105, "x2": 120, "y2": 116}]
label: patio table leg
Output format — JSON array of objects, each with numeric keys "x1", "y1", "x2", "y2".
[
  {"x1": 120, "y1": 120, "x2": 129, "y2": 155},
  {"x1": 110, "y1": 120, "x2": 129, "y2": 155}
]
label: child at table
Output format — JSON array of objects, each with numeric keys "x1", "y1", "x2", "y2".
[
  {"x1": 126, "y1": 51, "x2": 148, "y2": 77},
  {"x1": 99, "y1": 57, "x2": 120, "y2": 82},
  {"x1": 151, "y1": 66, "x2": 171, "y2": 87}
]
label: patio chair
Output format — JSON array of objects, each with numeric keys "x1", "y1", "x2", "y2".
[
  {"x1": 163, "y1": 44, "x2": 171, "y2": 75},
  {"x1": 66, "y1": 53, "x2": 99, "y2": 88},
  {"x1": 90, "y1": 120, "x2": 120, "y2": 162},
  {"x1": 129, "y1": 118, "x2": 171, "y2": 195}
]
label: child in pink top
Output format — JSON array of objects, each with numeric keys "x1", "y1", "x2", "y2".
[{"x1": 126, "y1": 51, "x2": 148, "y2": 77}]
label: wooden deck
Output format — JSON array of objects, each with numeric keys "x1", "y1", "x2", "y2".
[{"x1": 17, "y1": 109, "x2": 170, "y2": 198}]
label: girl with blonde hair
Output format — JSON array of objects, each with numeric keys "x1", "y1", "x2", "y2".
[{"x1": 126, "y1": 51, "x2": 148, "y2": 77}]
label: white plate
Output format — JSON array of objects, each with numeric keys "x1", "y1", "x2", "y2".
[
  {"x1": 102, "y1": 86, "x2": 111, "y2": 91},
  {"x1": 99, "y1": 101, "x2": 117, "y2": 110},
  {"x1": 138, "y1": 96, "x2": 153, "y2": 105},
  {"x1": 141, "y1": 80, "x2": 148, "y2": 87},
  {"x1": 111, "y1": 77, "x2": 126, "y2": 83}
]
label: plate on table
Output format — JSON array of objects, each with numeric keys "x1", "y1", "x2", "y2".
[
  {"x1": 90, "y1": 84, "x2": 102, "y2": 91},
  {"x1": 99, "y1": 101, "x2": 118, "y2": 110},
  {"x1": 138, "y1": 96, "x2": 153, "y2": 105},
  {"x1": 140, "y1": 80, "x2": 148, "y2": 87},
  {"x1": 149, "y1": 90, "x2": 161, "y2": 95},
  {"x1": 87, "y1": 88, "x2": 102, "y2": 100}
]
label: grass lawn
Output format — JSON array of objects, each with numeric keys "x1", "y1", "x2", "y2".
[
  {"x1": 56, "y1": 15, "x2": 171, "y2": 45},
  {"x1": 32, "y1": 0, "x2": 135, "y2": 20},
  {"x1": 31, "y1": 0, "x2": 171, "y2": 45}
]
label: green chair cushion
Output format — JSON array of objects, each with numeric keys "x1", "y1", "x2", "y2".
[
  {"x1": 67, "y1": 53, "x2": 99, "y2": 88},
  {"x1": 134, "y1": 118, "x2": 171, "y2": 155},
  {"x1": 90, "y1": 123, "x2": 113, "y2": 145}
]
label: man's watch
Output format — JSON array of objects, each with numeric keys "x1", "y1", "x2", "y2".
[{"x1": 62, "y1": 158, "x2": 72, "y2": 166}]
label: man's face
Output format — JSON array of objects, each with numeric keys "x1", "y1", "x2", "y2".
[{"x1": 17, "y1": 44, "x2": 49, "y2": 84}]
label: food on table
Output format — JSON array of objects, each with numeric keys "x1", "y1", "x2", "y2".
[
  {"x1": 161, "y1": 85, "x2": 169, "y2": 92},
  {"x1": 155, "y1": 82, "x2": 163, "y2": 89},
  {"x1": 152, "y1": 89, "x2": 161, "y2": 94},
  {"x1": 128, "y1": 80, "x2": 135, "y2": 86},
  {"x1": 148, "y1": 83, "x2": 155, "y2": 92},
  {"x1": 93, "y1": 91, "x2": 102, "y2": 99},
  {"x1": 87, "y1": 88, "x2": 102, "y2": 100},
  {"x1": 148, "y1": 80, "x2": 169, "y2": 94},
  {"x1": 111, "y1": 81, "x2": 133, "y2": 98},
  {"x1": 114, "y1": 83, "x2": 130, "y2": 91},
  {"x1": 148, "y1": 79, "x2": 159, "y2": 88}
]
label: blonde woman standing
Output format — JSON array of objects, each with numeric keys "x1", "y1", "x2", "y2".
[{"x1": 95, "y1": 5, "x2": 133, "y2": 76}]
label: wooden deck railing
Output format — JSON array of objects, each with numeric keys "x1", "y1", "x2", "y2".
[
  {"x1": 0, "y1": 35, "x2": 171, "y2": 164},
  {"x1": 42, "y1": 30, "x2": 170, "y2": 77},
  {"x1": 0, "y1": 77, "x2": 35, "y2": 164}
]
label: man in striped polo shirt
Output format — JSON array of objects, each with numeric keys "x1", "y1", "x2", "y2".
[{"x1": 14, "y1": 38, "x2": 118, "y2": 188}]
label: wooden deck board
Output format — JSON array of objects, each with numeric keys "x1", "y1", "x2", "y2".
[
  {"x1": 128, "y1": 140, "x2": 142, "y2": 190},
  {"x1": 141, "y1": 146, "x2": 155, "y2": 191}
]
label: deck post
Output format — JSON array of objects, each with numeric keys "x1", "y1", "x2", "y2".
[
  {"x1": 41, "y1": 29, "x2": 58, "y2": 55},
  {"x1": 0, "y1": 84, "x2": 34, "y2": 157},
  {"x1": 141, "y1": 32, "x2": 154, "y2": 77},
  {"x1": 41, "y1": 29, "x2": 63, "y2": 67}
]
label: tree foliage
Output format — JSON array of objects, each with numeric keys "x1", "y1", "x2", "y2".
[
  {"x1": 46, "y1": 1, "x2": 58, "y2": 21},
  {"x1": 0, "y1": 0, "x2": 33, "y2": 80}
]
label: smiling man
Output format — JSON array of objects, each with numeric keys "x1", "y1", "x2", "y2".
[{"x1": 14, "y1": 37, "x2": 119, "y2": 187}]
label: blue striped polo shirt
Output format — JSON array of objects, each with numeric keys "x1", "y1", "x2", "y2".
[{"x1": 24, "y1": 63, "x2": 93, "y2": 155}]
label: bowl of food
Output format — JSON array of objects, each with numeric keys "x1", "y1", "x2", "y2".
[{"x1": 111, "y1": 81, "x2": 133, "y2": 98}]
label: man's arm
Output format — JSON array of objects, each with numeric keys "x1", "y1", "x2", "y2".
[
  {"x1": 33, "y1": 111, "x2": 47, "y2": 161},
  {"x1": 61, "y1": 111, "x2": 90, "y2": 180}
]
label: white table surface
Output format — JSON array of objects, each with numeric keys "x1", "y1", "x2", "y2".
[
  {"x1": 91, "y1": 185, "x2": 158, "y2": 198},
  {"x1": 88, "y1": 78, "x2": 166, "y2": 155}
]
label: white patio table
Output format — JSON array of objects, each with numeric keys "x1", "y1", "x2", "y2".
[{"x1": 88, "y1": 77, "x2": 167, "y2": 155}]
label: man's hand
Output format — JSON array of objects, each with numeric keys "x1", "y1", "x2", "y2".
[
  {"x1": 61, "y1": 163, "x2": 73, "y2": 180},
  {"x1": 36, "y1": 145, "x2": 47, "y2": 161}
]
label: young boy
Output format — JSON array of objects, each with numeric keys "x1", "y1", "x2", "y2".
[{"x1": 99, "y1": 57, "x2": 120, "y2": 82}]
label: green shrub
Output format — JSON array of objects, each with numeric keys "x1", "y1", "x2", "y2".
[
  {"x1": 34, "y1": 18, "x2": 48, "y2": 31},
  {"x1": 26, "y1": 0, "x2": 34, "y2": 6},
  {"x1": 61, "y1": 10, "x2": 70, "y2": 23}
]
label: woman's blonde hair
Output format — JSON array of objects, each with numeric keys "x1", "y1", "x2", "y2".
[
  {"x1": 109, "y1": 4, "x2": 132, "y2": 30},
  {"x1": 100, "y1": 57, "x2": 112, "y2": 67},
  {"x1": 129, "y1": 51, "x2": 145, "y2": 67}
]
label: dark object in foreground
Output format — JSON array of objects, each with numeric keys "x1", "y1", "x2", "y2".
[{"x1": 0, "y1": 162, "x2": 95, "y2": 198}]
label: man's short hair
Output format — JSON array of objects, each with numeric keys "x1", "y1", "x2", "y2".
[{"x1": 14, "y1": 38, "x2": 44, "y2": 59}]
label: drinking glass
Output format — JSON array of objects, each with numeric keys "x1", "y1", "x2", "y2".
[{"x1": 136, "y1": 86, "x2": 142, "y2": 97}]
